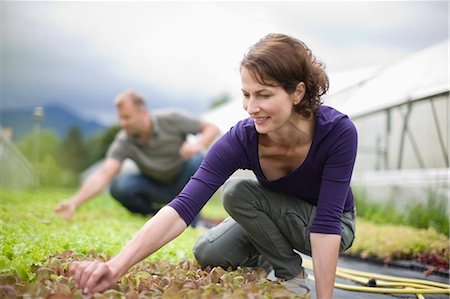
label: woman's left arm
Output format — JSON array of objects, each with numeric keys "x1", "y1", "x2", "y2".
[
  {"x1": 310, "y1": 116, "x2": 358, "y2": 299},
  {"x1": 310, "y1": 233, "x2": 341, "y2": 299}
]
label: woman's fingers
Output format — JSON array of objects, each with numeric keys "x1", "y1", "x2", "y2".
[
  {"x1": 83, "y1": 263, "x2": 112, "y2": 293},
  {"x1": 90, "y1": 273, "x2": 114, "y2": 294},
  {"x1": 70, "y1": 261, "x2": 87, "y2": 286},
  {"x1": 70, "y1": 261, "x2": 112, "y2": 294},
  {"x1": 78, "y1": 261, "x2": 101, "y2": 292}
]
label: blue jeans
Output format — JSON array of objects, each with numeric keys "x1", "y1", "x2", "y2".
[{"x1": 110, "y1": 154, "x2": 203, "y2": 219}]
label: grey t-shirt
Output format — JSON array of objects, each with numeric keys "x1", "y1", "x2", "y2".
[{"x1": 107, "y1": 109, "x2": 203, "y2": 183}]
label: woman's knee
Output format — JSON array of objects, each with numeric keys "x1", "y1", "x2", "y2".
[
  {"x1": 339, "y1": 210, "x2": 356, "y2": 252},
  {"x1": 193, "y1": 234, "x2": 217, "y2": 267},
  {"x1": 193, "y1": 231, "x2": 237, "y2": 269},
  {"x1": 222, "y1": 178, "x2": 255, "y2": 214},
  {"x1": 193, "y1": 217, "x2": 246, "y2": 269}
]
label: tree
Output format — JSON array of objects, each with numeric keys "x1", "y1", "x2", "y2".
[
  {"x1": 85, "y1": 125, "x2": 120, "y2": 165},
  {"x1": 208, "y1": 92, "x2": 231, "y2": 110},
  {"x1": 16, "y1": 129, "x2": 62, "y2": 186},
  {"x1": 57, "y1": 126, "x2": 88, "y2": 174}
]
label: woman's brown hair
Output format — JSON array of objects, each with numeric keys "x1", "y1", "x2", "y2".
[{"x1": 240, "y1": 33, "x2": 329, "y2": 118}]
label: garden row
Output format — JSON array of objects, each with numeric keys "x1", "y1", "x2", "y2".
[{"x1": 0, "y1": 188, "x2": 448, "y2": 298}]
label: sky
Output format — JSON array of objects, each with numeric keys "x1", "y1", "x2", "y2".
[{"x1": 1, "y1": 1, "x2": 448, "y2": 125}]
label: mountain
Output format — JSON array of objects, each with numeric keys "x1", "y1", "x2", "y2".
[{"x1": 0, "y1": 104, "x2": 105, "y2": 142}]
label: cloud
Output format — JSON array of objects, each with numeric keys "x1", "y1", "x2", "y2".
[
  {"x1": 1, "y1": 1, "x2": 447, "y2": 124},
  {"x1": 33, "y1": 2, "x2": 274, "y2": 96}
]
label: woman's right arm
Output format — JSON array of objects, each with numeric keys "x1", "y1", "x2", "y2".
[
  {"x1": 71, "y1": 206, "x2": 187, "y2": 294},
  {"x1": 71, "y1": 121, "x2": 249, "y2": 294}
]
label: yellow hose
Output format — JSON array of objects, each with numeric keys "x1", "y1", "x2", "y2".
[
  {"x1": 336, "y1": 264, "x2": 450, "y2": 289},
  {"x1": 301, "y1": 259, "x2": 450, "y2": 296},
  {"x1": 335, "y1": 271, "x2": 437, "y2": 290}
]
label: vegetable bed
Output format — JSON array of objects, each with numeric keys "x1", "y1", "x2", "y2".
[{"x1": 1, "y1": 188, "x2": 448, "y2": 298}]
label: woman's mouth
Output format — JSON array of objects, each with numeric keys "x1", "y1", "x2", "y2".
[{"x1": 253, "y1": 116, "x2": 270, "y2": 125}]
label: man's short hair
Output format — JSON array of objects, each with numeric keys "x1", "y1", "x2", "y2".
[{"x1": 114, "y1": 90, "x2": 147, "y2": 110}]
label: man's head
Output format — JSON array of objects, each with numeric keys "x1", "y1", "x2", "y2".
[{"x1": 114, "y1": 90, "x2": 150, "y2": 137}]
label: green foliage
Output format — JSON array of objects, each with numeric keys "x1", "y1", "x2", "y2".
[
  {"x1": 16, "y1": 130, "x2": 61, "y2": 187},
  {"x1": 347, "y1": 219, "x2": 449, "y2": 261},
  {"x1": 208, "y1": 92, "x2": 231, "y2": 110},
  {"x1": 85, "y1": 125, "x2": 120, "y2": 165},
  {"x1": 404, "y1": 190, "x2": 449, "y2": 236},
  {"x1": 35, "y1": 154, "x2": 65, "y2": 186},
  {"x1": 16, "y1": 129, "x2": 60, "y2": 163},
  {"x1": 1, "y1": 187, "x2": 448, "y2": 288},
  {"x1": 5, "y1": 252, "x2": 303, "y2": 299},
  {"x1": 353, "y1": 193, "x2": 405, "y2": 225},
  {"x1": 0, "y1": 188, "x2": 200, "y2": 281},
  {"x1": 353, "y1": 188, "x2": 449, "y2": 236},
  {"x1": 13, "y1": 125, "x2": 121, "y2": 188},
  {"x1": 55, "y1": 126, "x2": 90, "y2": 186},
  {"x1": 57, "y1": 127, "x2": 88, "y2": 174}
]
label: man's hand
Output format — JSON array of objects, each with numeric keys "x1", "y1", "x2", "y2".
[
  {"x1": 55, "y1": 200, "x2": 77, "y2": 220},
  {"x1": 71, "y1": 260, "x2": 118, "y2": 294},
  {"x1": 179, "y1": 141, "x2": 203, "y2": 159}
]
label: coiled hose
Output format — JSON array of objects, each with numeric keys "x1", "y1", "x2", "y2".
[{"x1": 302, "y1": 259, "x2": 450, "y2": 299}]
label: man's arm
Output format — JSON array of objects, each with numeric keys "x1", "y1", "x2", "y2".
[
  {"x1": 310, "y1": 233, "x2": 341, "y2": 299},
  {"x1": 55, "y1": 157, "x2": 122, "y2": 219},
  {"x1": 197, "y1": 121, "x2": 220, "y2": 149},
  {"x1": 179, "y1": 121, "x2": 220, "y2": 159}
]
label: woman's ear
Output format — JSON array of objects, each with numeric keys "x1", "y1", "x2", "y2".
[{"x1": 293, "y1": 82, "x2": 306, "y2": 105}]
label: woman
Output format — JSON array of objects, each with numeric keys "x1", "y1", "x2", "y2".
[{"x1": 71, "y1": 33, "x2": 358, "y2": 299}]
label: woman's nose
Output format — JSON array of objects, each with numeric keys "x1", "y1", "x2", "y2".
[{"x1": 245, "y1": 98, "x2": 260, "y2": 115}]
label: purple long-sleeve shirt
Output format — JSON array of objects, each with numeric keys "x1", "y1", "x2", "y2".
[{"x1": 168, "y1": 105, "x2": 358, "y2": 235}]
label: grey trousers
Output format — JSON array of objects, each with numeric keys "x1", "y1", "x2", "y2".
[{"x1": 193, "y1": 178, "x2": 356, "y2": 280}]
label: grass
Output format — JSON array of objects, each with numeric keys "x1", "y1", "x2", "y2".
[
  {"x1": 353, "y1": 188, "x2": 449, "y2": 236},
  {"x1": 347, "y1": 219, "x2": 449, "y2": 261},
  {"x1": 0, "y1": 187, "x2": 448, "y2": 283},
  {"x1": 0, "y1": 188, "x2": 202, "y2": 281}
]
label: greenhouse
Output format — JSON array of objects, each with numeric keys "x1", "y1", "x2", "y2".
[
  {"x1": 0, "y1": 127, "x2": 36, "y2": 189},
  {"x1": 204, "y1": 39, "x2": 449, "y2": 206},
  {"x1": 324, "y1": 39, "x2": 449, "y2": 205}
]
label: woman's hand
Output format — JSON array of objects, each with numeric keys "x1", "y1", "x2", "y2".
[
  {"x1": 71, "y1": 260, "x2": 119, "y2": 294},
  {"x1": 70, "y1": 207, "x2": 187, "y2": 295}
]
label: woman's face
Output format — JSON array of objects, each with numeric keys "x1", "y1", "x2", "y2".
[{"x1": 241, "y1": 67, "x2": 299, "y2": 134}]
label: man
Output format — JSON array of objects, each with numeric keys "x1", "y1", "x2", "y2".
[{"x1": 55, "y1": 90, "x2": 220, "y2": 224}]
